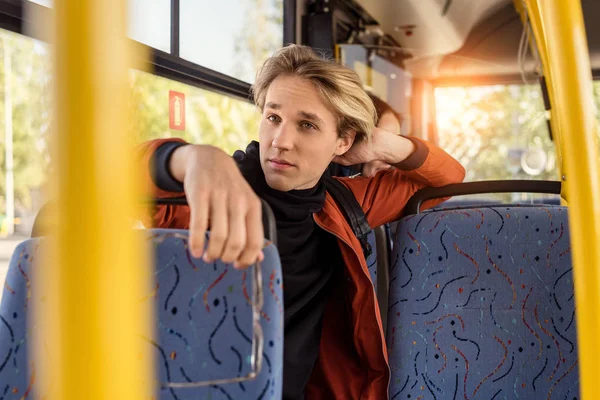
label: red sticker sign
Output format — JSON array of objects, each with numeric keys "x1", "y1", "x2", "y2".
[{"x1": 169, "y1": 90, "x2": 186, "y2": 131}]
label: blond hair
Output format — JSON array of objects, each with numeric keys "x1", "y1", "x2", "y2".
[{"x1": 252, "y1": 44, "x2": 376, "y2": 140}]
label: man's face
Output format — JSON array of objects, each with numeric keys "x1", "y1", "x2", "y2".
[{"x1": 259, "y1": 75, "x2": 354, "y2": 191}]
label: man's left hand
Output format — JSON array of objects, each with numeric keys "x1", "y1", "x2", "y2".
[
  {"x1": 333, "y1": 127, "x2": 415, "y2": 168},
  {"x1": 333, "y1": 127, "x2": 389, "y2": 166}
]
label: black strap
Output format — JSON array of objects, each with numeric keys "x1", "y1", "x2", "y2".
[{"x1": 323, "y1": 176, "x2": 373, "y2": 258}]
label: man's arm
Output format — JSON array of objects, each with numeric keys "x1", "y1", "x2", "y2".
[
  {"x1": 339, "y1": 135, "x2": 466, "y2": 228},
  {"x1": 136, "y1": 138, "x2": 264, "y2": 268},
  {"x1": 136, "y1": 138, "x2": 190, "y2": 230},
  {"x1": 378, "y1": 134, "x2": 464, "y2": 187}
]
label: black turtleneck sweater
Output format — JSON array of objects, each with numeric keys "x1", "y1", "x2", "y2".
[{"x1": 153, "y1": 141, "x2": 344, "y2": 400}]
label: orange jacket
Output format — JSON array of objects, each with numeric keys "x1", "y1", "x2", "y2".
[{"x1": 137, "y1": 138, "x2": 465, "y2": 399}]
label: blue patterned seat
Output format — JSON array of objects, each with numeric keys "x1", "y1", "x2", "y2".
[
  {"x1": 365, "y1": 229, "x2": 378, "y2": 291},
  {"x1": 387, "y1": 206, "x2": 579, "y2": 399},
  {"x1": 0, "y1": 229, "x2": 284, "y2": 400},
  {"x1": 0, "y1": 240, "x2": 32, "y2": 398}
]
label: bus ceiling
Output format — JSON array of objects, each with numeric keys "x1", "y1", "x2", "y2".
[
  {"x1": 2, "y1": 1, "x2": 597, "y2": 90},
  {"x1": 304, "y1": 0, "x2": 600, "y2": 86}
]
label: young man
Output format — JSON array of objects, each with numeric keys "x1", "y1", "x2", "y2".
[{"x1": 138, "y1": 45, "x2": 465, "y2": 399}]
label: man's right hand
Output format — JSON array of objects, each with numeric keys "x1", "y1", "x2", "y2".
[{"x1": 170, "y1": 144, "x2": 264, "y2": 269}]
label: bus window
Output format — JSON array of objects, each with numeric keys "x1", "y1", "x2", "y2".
[
  {"x1": 130, "y1": 69, "x2": 260, "y2": 155},
  {"x1": 28, "y1": 0, "x2": 173, "y2": 53},
  {"x1": 128, "y1": 0, "x2": 171, "y2": 53},
  {"x1": 0, "y1": 27, "x2": 263, "y2": 286},
  {"x1": 0, "y1": 29, "x2": 51, "y2": 282},
  {"x1": 28, "y1": 0, "x2": 51, "y2": 7},
  {"x1": 179, "y1": 0, "x2": 283, "y2": 83},
  {"x1": 435, "y1": 84, "x2": 558, "y2": 203}
]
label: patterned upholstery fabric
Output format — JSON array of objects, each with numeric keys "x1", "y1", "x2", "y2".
[
  {"x1": 437, "y1": 197, "x2": 562, "y2": 211},
  {"x1": 366, "y1": 230, "x2": 378, "y2": 293},
  {"x1": 150, "y1": 230, "x2": 283, "y2": 400},
  {"x1": 0, "y1": 240, "x2": 32, "y2": 398},
  {"x1": 0, "y1": 230, "x2": 284, "y2": 400},
  {"x1": 387, "y1": 206, "x2": 579, "y2": 400}
]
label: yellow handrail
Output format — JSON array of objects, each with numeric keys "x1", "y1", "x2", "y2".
[
  {"x1": 33, "y1": 1, "x2": 154, "y2": 398},
  {"x1": 537, "y1": 1, "x2": 600, "y2": 398},
  {"x1": 516, "y1": 0, "x2": 568, "y2": 201}
]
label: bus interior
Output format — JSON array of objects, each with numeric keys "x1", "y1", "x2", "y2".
[{"x1": 0, "y1": 0, "x2": 598, "y2": 399}]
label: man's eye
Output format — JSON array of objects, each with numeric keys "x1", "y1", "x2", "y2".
[
  {"x1": 301, "y1": 122, "x2": 316, "y2": 130},
  {"x1": 267, "y1": 115, "x2": 280, "y2": 122}
]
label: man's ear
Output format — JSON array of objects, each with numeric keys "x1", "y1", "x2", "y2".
[{"x1": 334, "y1": 130, "x2": 356, "y2": 156}]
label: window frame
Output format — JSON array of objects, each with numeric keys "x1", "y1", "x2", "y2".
[{"x1": 1, "y1": 0, "x2": 295, "y2": 102}]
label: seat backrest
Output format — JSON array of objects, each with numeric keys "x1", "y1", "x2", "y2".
[
  {"x1": 373, "y1": 225, "x2": 391, "y2": 333},
  {"x1": 0, "y1": 240, "x2": 34, "y2": 393},
  {"x1": 365, "y1": 228, "x2": 378, "y2": 291},
  {"x1": 0, "y1": 230, "x2": 284, "y2": 400},
  {"x1": 436, "y1": 198, "x2": 500, "y2": 209},
  {"x1": 150, "y1": 230, "x2": 283, "y2": 399},
  {"x1": 533, "y1": 197, "x2": 562, "y2": 205},
  {"x1": 435, "y1": 196, "x2": 563, "y2": 210},
  {"x1": 387, "y1": 205, "x2": 579, "y2": 399}
]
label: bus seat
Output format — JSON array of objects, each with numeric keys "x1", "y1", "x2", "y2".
[
  {"x1": 366, "y1": 228, "x2": 378, "y2": 292},
  {"x1": 0, "y1": 240, "x2": 34, "y2": 393},
  {"x1": 387, "y1": 205, "x2": 579, "y2": 399},
  {"x1": 432, "y1": 196, "x2": 562, "y2": 211},
  {"x1": 436, "y1": 198, "x2": 499, "y2": 209},
  {"x1": 31, "y1": 201, "x2": 54, "y2": 237},
  {"x1": 533, "y1": 197, "x2": 562, "y2": 205},
  {"x1": 360, "y1": 225, "x2": 392, "y2": 332},
  {"x1": 374, "y1": 225, "x2": 391, "y2": 333},
  {"x1": 0, "y1": 230, "x2": 284, "y2": 400},
  {"x1": 363, "y1": 217, "x2": 395, "y2": 334},
  {"x1": 149, "y1": 230, "x2": 283, "y2": 399}
]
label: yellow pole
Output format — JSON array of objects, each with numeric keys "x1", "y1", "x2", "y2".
[
  {"x1": 33, "y1": 0, "x2": 154, "y2": 398},
  {"x1": 538, "y1": 1, "x2": 600, "y2": 398},
  {"x1": 517, "y1": 0, "x2": 568, "y2": 201}
]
